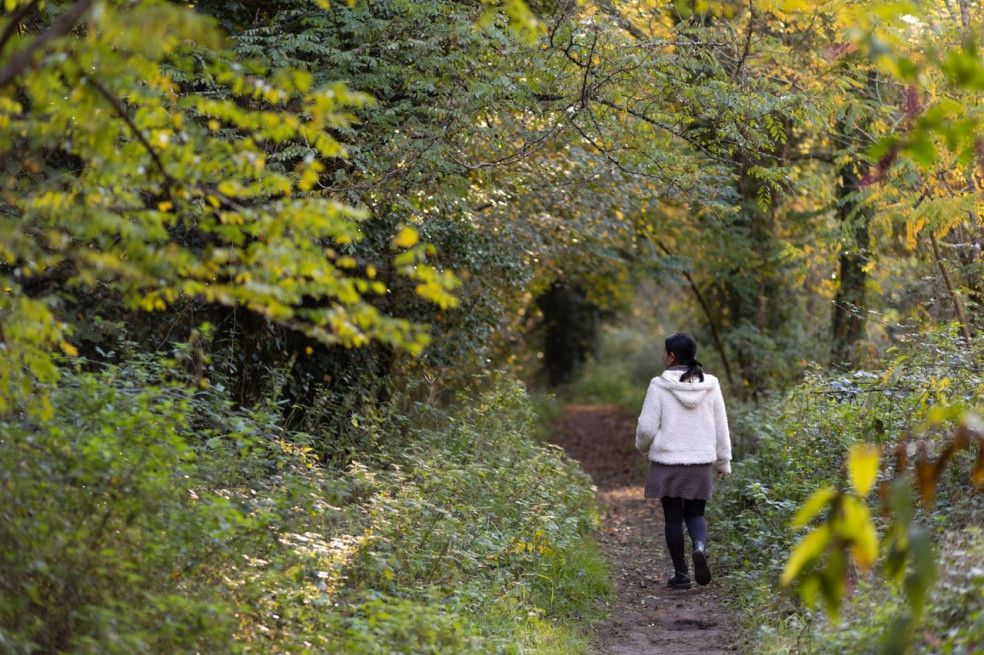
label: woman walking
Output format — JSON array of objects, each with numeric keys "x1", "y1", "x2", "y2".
[{"x1": 635, "y1": 333, "x2": 731, "y2": 589}]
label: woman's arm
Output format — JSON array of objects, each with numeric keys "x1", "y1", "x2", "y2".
[
  {"x1": 635, "y1": 380, "x2": 661, "y2": 455},
  {"x1": 712, "y1": 385, "x2": 732, "y2": 474}
]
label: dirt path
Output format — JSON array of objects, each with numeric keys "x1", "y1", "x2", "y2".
[{"x1": 554, "y1": 404, "x2": 737, "y2": 654}]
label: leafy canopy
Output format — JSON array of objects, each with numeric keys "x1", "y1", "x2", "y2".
[{"x1": 0, "y1": 0, "x2": 460, "y2": 416}]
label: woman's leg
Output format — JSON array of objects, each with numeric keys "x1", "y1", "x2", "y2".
[
  {"x1": 682, "y1": 499, "x2": 707, "y2": 545},
  {"x1": 683, "y1": 499, "x2": 711, "y2": 585},
  {"x1": 660, "y1": 496, "x2": 688, "y2": 575}
]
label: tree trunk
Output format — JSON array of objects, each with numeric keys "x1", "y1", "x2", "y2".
[
  {"x1": 831, "y1": 159, "x2": 874, "y2": 366},
  {"x1": 830, "y1": 68, "x2": 880, "y2": 367},
  {"x1": 956, "y1": 223, "x2": 984, "y2": 329},
  {"x1": 929, "y1": 230, "x2": 973, "y2": 344},
  {"x1": 654, "y1": 240, "x2": 737, "y2": 390},
  {"x1": 726, "y1": 155, "x2": 788, "y2": 393},
  {"x1": 536, "y1": 282, "x2": 599, "y2": 387}
]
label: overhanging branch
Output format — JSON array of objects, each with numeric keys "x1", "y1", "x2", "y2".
[
  {"x1": 0, "y1": 0, "x2": 93, "y2": 89},
  {"x1": 0, "y1": 0, "x2": 43, "y2": 56},
  {"x1": 85, "y1": 74, "x2": 175, "y2": 193},
  {"x1": 594, "y1": 0, "x2": 647, "y2": 41}
]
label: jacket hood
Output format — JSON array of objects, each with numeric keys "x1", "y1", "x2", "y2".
[{"x1": 656, "y1": 370, "x2": 719, "y2": 409}]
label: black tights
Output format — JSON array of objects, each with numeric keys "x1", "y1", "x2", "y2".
[{"x1": 660, "y1": 497, "x2": 707, "y2": 574}]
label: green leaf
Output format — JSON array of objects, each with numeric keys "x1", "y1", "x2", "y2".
[
  {"x1": 887, "y1": 474, "x2": 914, "y2": 523},
  {"x1": 941, "y1": 47, "x2": 984, "y2": 90},
  {"x1": 798, "y1": 572, "x2": 822, "y2": 609},
  {"x1": 867, "y1": 135, "x2": 899, "y2": 162},
  {"x1": 905, "y1": 131, "x2": 937, "y2": 167},
  {"x1": 921, "y1": 404, "x2": 964, "y2": 427},
  {"x1": 819, "y1": 547, "x2": 847, "y2": 621},
  {"x1": 904, "y1": 527, "x2": 937, "y2": 619},
  {"x1": 883, "y1": 527, "x2": 908, "y2": 583},
  {"x1": 893, "y1": 56, "x2": 918, "y2": 80}
]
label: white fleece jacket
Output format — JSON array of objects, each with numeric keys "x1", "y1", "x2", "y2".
[{"x1": 635, "y1": 369, "x2": 732, "y2": 474}]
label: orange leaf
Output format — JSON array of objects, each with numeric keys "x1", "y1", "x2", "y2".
[
  {"x1": 972, "y1": 443, "x2": 984, "y2": 489},
  {"x1": 915, "y1": 457, "x2": 935, "y2": 506}
]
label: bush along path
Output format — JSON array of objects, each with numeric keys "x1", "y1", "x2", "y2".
[{"x1": 555, "y1": 404, "x2": 736, "y2": 654}]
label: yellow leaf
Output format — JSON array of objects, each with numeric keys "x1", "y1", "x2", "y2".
[
  {"x1": 60, "y1": 342, "x2": 79, "y2": 357},
  {"x1": 781, "y1": 524, "x2": 831, "y2": 586},
  {"x1": 847, "y1": 445, "x2": 881, "y2": 497},
  {"x1": 837, "y1": 496, "x2": 878, "y2": 571},
  {"x1": 393, "y1": 226, "x2": 419, "y2": 249},
  {"x1": 791, "y1": 486, "x2": 837, "y2": 528},
  {"x1": 906, "y1": 216, "x2": 926, "y2": 250},
  {"x1": 853, "y1": 522, "x2": 879, "y2": 572}
]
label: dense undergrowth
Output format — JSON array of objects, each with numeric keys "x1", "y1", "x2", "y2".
[
  {"x1": 716, "y1": 329, "x2": 984, "y2": 654},
  {"x1": 0, "y1": 346, "x2": 611, "y2": 653}
]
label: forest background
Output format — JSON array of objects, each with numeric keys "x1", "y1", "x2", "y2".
[{"x1": 1, "y1": 0, "x2": 983, "y2": 652}]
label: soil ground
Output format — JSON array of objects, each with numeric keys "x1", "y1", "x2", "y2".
[{"x1": 554, "y1": 404, "x2": 738, "y2": 654}]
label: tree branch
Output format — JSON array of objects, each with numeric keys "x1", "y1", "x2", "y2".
[
  {"x1": 654, "y1": 238, "x2": 738, "y2": 390},
  {"x1": 590, "y1": 96, "x2": 735, "y2": 165},
  {"x1": 929, "y1": 230, "x2": 973, "y2": 343},
  {"x1": 0, "y1": 0, "x2": 93, "y2": 89},
  {"x1": 0, "y1": 0, "x2": 42, "y2": 56},
  {"x1": 732, "y1": 1, "x2": 755, "y2": 81},
  {"x1": 958, "y1": 0, "x2": 971, "y2": 28},
  {"x1": 941, "y1": 0, "x2": 959, "y2": 24},
  {"x1": 85, "y1": 74, "x2": 175, "y2": 192},
  {"x1": 594, "y1": 0, "x2": 647, "y2": 41}
]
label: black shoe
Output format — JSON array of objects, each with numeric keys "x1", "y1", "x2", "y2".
[
  {"x1": 692, "y1": 541, "x2": 711, "y2": 586},
  {"x1": 667, "y1": 571, "x2": 692, "y2": 589}
]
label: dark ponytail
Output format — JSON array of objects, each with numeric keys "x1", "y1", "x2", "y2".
[{"x1": 665, "y1": 332, "x2": 704, "y2": 382}]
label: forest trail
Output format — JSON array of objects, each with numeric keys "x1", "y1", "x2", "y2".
[{"x1": 554, "y1": 405, "x2": 737, "y2": 654}]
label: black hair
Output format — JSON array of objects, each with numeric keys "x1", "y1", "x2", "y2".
[{"x1": 665, "y1": 332, "x2": 704, "y2": 382}]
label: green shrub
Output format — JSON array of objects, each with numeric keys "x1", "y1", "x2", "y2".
[
  {"x1": 0, "y1": 363, "x2": 250, "y2": 653},
  {"x1": 0, "y1": 351, "x2": 610, "y2": 653}
]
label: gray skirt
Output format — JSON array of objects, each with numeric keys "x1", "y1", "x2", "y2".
[{"x1": 644, "y1": 462, "x2": 713, "y2": 501}]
